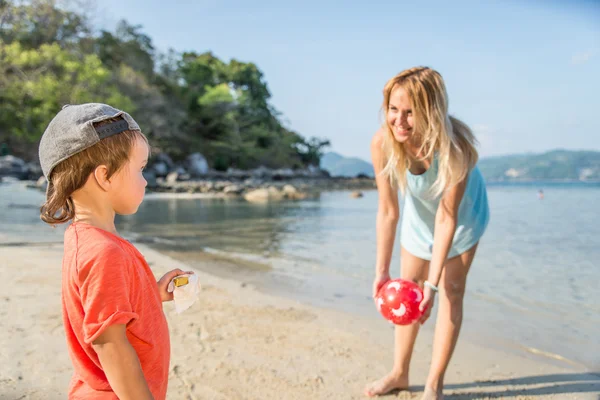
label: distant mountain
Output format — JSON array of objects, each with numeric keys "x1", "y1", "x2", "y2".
[
  {"x1": 321, "y1": 152, "x2": 374, "y2": 177},
  {"x1": 321, "y1": 150, "x2": 600, "y2": 181},
  {"x1": 478, "y1": 150, "x2": 600, "y2": 181}
]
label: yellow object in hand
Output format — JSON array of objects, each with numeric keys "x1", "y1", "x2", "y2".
[{"x1": 173, "y1": 276, "x2": 189, "y2": 287}]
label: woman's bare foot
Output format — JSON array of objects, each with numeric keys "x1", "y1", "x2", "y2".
[
  {"x1": 421, "y1": 386, "x2": 444, "y2": 400},
  {"x1": 364, "y1": 373, "x2": 408, "y2": 397}
]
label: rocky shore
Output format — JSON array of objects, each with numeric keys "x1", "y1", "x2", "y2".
[{"x1": 1, "y1": 153, "x2": 376, "y2": 202}]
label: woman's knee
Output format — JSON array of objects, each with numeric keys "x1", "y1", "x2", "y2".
[
  {"x1": 441, "y1": 279, "x2": 466, "y2": 307},
  {"x1": 440, "y1": 282, "x2": 465, "y2": 324}
]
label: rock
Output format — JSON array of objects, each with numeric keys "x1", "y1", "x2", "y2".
[
  {"x1": 281, "y1": 184, "x2": 308, "y2": 200},
  {"x1": 243, "y1": 187, "x2": 285, "y2": 202},
  {"x1": 243, "y1": 178, "x2": 263, "y2": 187},
  {"x1": 214, "y1": 181, "x2": 229, "y2": 191},
  {"x1": 351, "y1": 191, "x2": 363, "y2": 198},
  {"x1": 0, "y1": 155, "x2": 29, "y2": 180},
  {"x1": 282, "y1": 184, "x2": 297, "y2": 195},
  {"x1": 272, "y1": 168, "x2": 294, "y2": 180},
  {"x1": 223, "y1": 185, "x2": 243, "y2": 195},
  {"x1": 252, "y1": 166, "x2": 272, "y2": 178},
  {"x1": 36, "y1": 176, "x2": 48, "y2": 191},
  {"x1": 244, "y1": 188, "x2": 270, "y2": 203},
  {"x1": 227, "y1": 168, "x2": 249, "y2": 179},
  {"x1": 288, "y1": 191, "x2": 309, "y2": 200},
  {"x1": 267, "y1": 186, "x2": 284, "y2": 201},
  {"x1": 27, "y1": 162, "x2": 43, "y2": 180},
  {"x1": 186, "y1": 153, "x2": 209, "y2": 176},
  {"x1": 165, "y1": 171, "x2": 179, "y2": 184}
]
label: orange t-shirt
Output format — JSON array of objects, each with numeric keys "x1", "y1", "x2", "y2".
[{"x1": 61, "y1": 222, "x2": 170, "y2": 399}]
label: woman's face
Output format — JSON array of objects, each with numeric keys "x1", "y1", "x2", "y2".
[{"x1": 387, "y1": 86, "x2": 414, "y2": 143}]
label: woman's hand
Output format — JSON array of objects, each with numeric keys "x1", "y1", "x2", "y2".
[
  {"x1": 418, "y1": 285, "x2": 436, "y2": 324},
  {"x1": 157, "y1": 269, "x2": 195, "y2": 302},
  {"x1": 372, "y1": 272, "x2": 391, "y2": 299}
]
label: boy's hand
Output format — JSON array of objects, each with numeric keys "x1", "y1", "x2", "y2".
[{"x1": 157, "y1": 269, "x2": 194, "y2": 302}]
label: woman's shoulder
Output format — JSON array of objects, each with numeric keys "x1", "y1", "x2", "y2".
[
  {"x1": 372, "y1": 127, "x2": 386, "y2": 142},
  {"x1": 371, "y1": 127, "x2": 387, "y2": 154}
]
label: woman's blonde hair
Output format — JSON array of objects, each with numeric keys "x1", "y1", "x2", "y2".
[
  {"x1": 381, "y1": 66, "x2": 478, "y2": 196},
  {"x1": 40, "y1": 118, "x2": 148, "y2": 225}
]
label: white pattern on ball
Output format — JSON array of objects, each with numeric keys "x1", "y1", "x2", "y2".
[
  {"x1": 391, "y1": 303, "x2": 407, "y2": 317},
  {"x1": 413, "y1": 288, "x2": 423, "y2": 302},
  {"x1": 377, "y1": 297, "x2": 384, "y2": 311}
]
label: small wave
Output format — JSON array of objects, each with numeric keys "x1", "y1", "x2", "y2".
[
  {"x1": 520, "y1": 345, "x2": 584, "y2": 367},
  {"x1": 201, "y1": 246, "x2": 273, "y2": 265}
]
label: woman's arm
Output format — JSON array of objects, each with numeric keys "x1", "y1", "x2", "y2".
[
  {"x1": 428, "y1": 179, "x2": 467, "y2": 287},
  {"x1": 371, "y1": 129, "x2": 400, "y2": 296},
  {"x1": 418, "y1": 178, "x2": 467, "y2": 321},
  {"x1": 92, "y1": 324, "x2": 154, "y2": 400}
]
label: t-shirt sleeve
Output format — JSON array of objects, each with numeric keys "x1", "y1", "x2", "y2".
[{"x1": 77, "y1": 242, "x2": 139, "y2": 344}]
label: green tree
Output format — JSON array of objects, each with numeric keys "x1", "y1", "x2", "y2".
[
  {"x1": 0, "y1": 0, "x2": 331, "y2": 170},
  {"x1": 95, "y1": 20, "x2": 155, "y2": 80},
  {"x1": 0, "y1": 0, "x2": 90, "y2": 49},
  {"x1": 0, "y1": 40, "x2": 133, "y2": 157}
]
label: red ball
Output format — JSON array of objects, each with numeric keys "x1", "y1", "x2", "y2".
[{"x1": 375, "y1": 279, "x2": 424, "y2": 325}]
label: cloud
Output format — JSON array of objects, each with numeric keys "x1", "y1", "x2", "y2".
[{"x1": 571, "y1": 50, "x2": 596, "y2": 65}]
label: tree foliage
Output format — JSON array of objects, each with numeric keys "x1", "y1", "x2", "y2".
[{"x1": 0, "y1": 0, "x2": 329, "y2": 168}]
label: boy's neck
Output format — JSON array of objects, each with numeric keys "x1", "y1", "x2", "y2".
[
  {"x1": 72, "y1": 194, "x2": 118, "y2": 235},
  {"x1": 73, "y1": 214, "x2": 118, "y2": 236}
]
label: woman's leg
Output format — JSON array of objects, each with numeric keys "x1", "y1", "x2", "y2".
[
  {"x1": 422, "y1": 244, "x2": 479, "y2": 400},
  {"x1": 365, "y1": 247, "x2": 429, "y2": 397}
]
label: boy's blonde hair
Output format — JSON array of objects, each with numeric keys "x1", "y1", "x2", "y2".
[
  {"x1": 40, "y1": 118, "x2": 147, "y2": 225},
  {"x1": 381, "y1": 67, "x2": 478, "y2": 196}
]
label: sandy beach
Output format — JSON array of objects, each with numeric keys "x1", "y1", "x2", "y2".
[{"x1": 1, "y1": 236, "x2": 598, "y2": 399}]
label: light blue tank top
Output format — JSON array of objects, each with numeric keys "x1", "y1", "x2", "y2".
[{"x1": 400, "y1": 156, "x2": 490, "y2": 260}]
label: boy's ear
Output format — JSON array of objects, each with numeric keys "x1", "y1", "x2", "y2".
[{"x1": 93, "y1": 165, "x2": 111, "y2": 191}]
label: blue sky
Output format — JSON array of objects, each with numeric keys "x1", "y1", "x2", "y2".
[{"x1": 96, "y1": 0, "x2": 599, "y2": 161}]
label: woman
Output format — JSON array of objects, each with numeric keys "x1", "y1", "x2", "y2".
[{"x1": 365, "y1": 67, "x2": 489, "y2": 399}]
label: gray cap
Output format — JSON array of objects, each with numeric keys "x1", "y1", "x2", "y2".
[{"x1": 39, "y1": 103, "x2": 141, "y2": 180}]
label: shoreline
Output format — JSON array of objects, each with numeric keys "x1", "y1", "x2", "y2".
[{"x1": 6, "y1": 177, "x2": 599, "y2": 204}]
